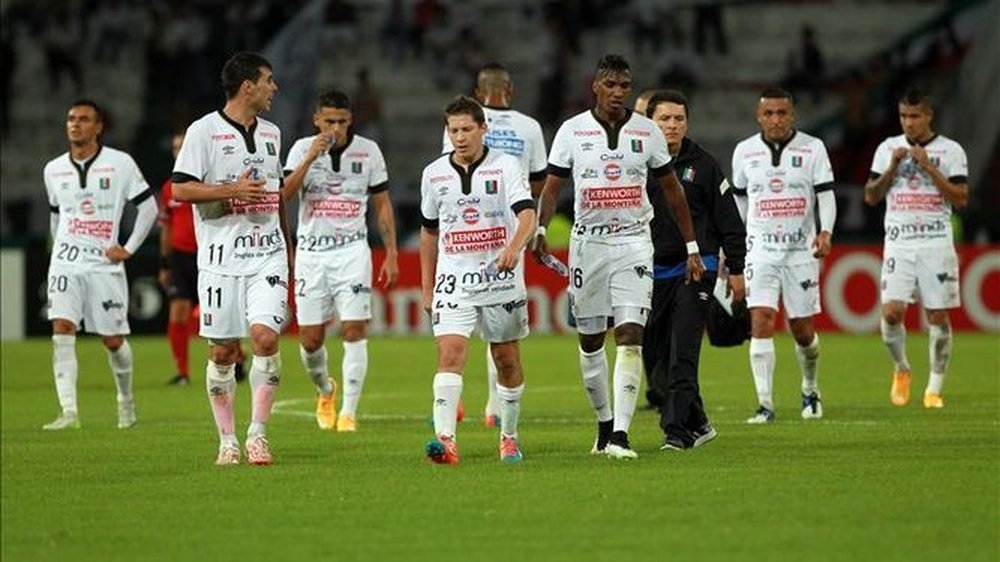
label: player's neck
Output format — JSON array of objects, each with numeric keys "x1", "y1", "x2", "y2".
[
  {"x1": 221, "y1": 100, "x2": 258, "y2": 130},
  {"x1": 479, "y1": 93, "x2": 509, "y2": 109},
  {"x1": 906, "y1": 130, "x2": 935, "y2": 145},
  {"x1": 70, "y1": 141, "x2": 99, "y2": 162},
  {"x1": 593, "y1": 106, "x2": 627, "y2": 126},
  {"x1": 452, "y1": 147, "x2": 485, "y2": 167}
]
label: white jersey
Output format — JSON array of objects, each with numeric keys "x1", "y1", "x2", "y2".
[
  {"x1": 420, "y1": 147, "x2": 533, "y2": 306},
  {"x1": 285, "y1": 133, "x2": 388, "y2": 254},
  {"x1": 44, "y1": 145, "x2": 153, "y2": 273},
  {"x1": 732, "y1": 131, "x2": 834, "y2": 265},
  {"x1": 871, "y1": 134, "x2": 967, "y2": 248},
  {"x1": 441, "y1": 106, "x2": 547, "y2": 181},
  {"x1": 548, "y1": 109, "x2": 671, "y2": 243},
  {"x1": 173, "y1": 111, "x2": 286, "y2": 276}
]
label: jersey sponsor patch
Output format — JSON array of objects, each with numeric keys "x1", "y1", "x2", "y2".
[
  {"x1": 443, "y1": 227, "x2": 507, "y2": 254},
  {"x1": 757, "y1": 197, "x2": 807, "y2": 218},
  {"x1": 308, "y1": 199, "x2": 363, "y2": 218},
  {"x1": 631, "y1": 139, "x2": 643, "y2": 153},
  {"x1": 582, "y1": 185, "x2": 642, "y2": 210}
]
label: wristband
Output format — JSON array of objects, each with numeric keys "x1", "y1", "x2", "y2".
[
  {"x1": 686, "y1": 241, "x2": 700, "y2": 255},
  {"x1": 536, "y1": 225, "x2": 547, "y2": 237}
]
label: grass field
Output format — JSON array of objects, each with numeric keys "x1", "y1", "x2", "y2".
[{"x1": 2, "y1": 333, "x2": 998, "y2": 561}]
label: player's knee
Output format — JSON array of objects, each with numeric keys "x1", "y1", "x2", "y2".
[
  {"x1": 926, "y1": 310, "x2": 950, "y2": 327},
  {"x1": 209, "y1": 340, "x2": 240, "y2": 364},
  {"x1": 250, "y1": 326, "x2": 279, "y2": 355},
  {"x1": 52, "y1": 319, "x2": 77, "y2": 335},
  {"x1": 882, "y1": 304, "x2": 905, "y2": 325},
  {"x1": 299, "y1": 330, "x2": 324, "y2": 353},
  {"x1": 341, "y1": 322, "x2": 367, "y2": 342},
  {"x1": 102, "y1": 335, "x2": 124, "y2": 351},
  {"x1": 578, "y1": 333, "x2": 605, "y2": 353},
  {"x1": 750, "y1": 308, "x2": 775, "y2": 337},
  {"x1": 614, "y1": 323, "x2": 643, "y2": 346}
]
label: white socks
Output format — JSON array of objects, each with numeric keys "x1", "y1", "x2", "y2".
[
  {"x1": 880, "y1": 319, "x2": 911, "y2": 373},
  {"x1": 52, "y1": 334, "x2": 78, "y2": 414},
  {"x1": 432, "y1": 372, "x2": 463, "y2": 438},
  {"x1": 299, "y1": 345, "x2": 333, "y2": 394},
  {"x1": 927, "y1": 323, "x2": 952, "y2": 394},
  {"x1": 206, "y1": 360, "x2": 237, "y2": 443},
  {"x1": 749, "y1": 337, "x2": 775, "y2": 410},
  {"x1": 795, "y1": 334, "x2": 820, "y2": 395},
  {"x1": 340, "y1": 339, "x2": 368, "y2": 417},
  {"x1": 612, "y1": 345, "x2": 642, "y2": 434},
  {"x1": 579, "y1": 347, "x2": 612, "y2": 422},
  {"x1": 106, "y1": 340, "x2": 134, "y2": 401},
  {"x1": 485, "y1": 344, "x2": 500, "y2": 418},
  {"x1": 496, "y1": 383, "x2": 524, "y2": 437},
  {"x1": 248, "y1": 354, "x2": 281, "y2": 439}
]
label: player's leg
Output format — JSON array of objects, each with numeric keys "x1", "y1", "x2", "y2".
[
  {"x1": 785, "y1": 261, "x2": 823, "y2": 419},
  {"x1": 85, "y1": 271, "x2": 135, "y2": 428},
  {"x1": 746, "y1": 261, "x2": 779, "y2": 423},
  {"x1": 244, "y1": 260, "x2": 288, "y2": 465},
  {"x1": 166, "y1": 251, "x2": 197, "y2": 385},
  {"x1": 916, "y1": 247, "x2": 960, "y2": 408},
  {"x1": 426, "y1": 305, "x2": 474, "y2": 464},
  {"x1": 923, "y1": 309, "x2": 953, "y2": 408},
  {"x1": 483, "y1": 301, "x2": 530, "y2": 462},
  {"x1": 483, "y1": 343, "x2": 501, "y2": 427},
  {"x1": 337, "y1": 320, "x2": 368, "y2": 431},
  {"x1": 199, "y1": 269, "x2": 246, "y2": 464},
  {"x1": 45, "y1": 269, "x2": 83, "y2": 429},
  {"x1": 295, "y1": 256, "x2": 335, "y2": 428},
  {"x1": 102, "y1": 334, "x2": 136, "y2": 428},
  {"x1": 880, "y1": 248, "x2": 916, "y2": 405},
  {"x1": 329, "y1": 246, "x2": 372, "y2": 431}
]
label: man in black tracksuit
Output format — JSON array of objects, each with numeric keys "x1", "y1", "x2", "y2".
[{"x1": 642, "y1": 90, "x2": 747, "y2": 450}]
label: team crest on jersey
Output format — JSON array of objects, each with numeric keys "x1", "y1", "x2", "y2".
[
  {"x1": 791, "y1": 156, "x2": 803, "y2": 168},
  {"x1": 630, "y1": 139, "x2": 643, "y2": 153},
  {"x1": 99, "y1": 178, "x2": 111, "y2": 190},
  {"x1": 202, "y1": 313, "x2": 213, "y2": 326},
  {"x1": 266, "y1": 142, "x2": 276, "y2": 156},
  {"x1": 485, "y1": 180, "x2": 498, "y2": 194},
  {"x1": 682, "y1": 167, "x2": 696, "y2": 182},
  {"x1": 351, "y1": 161, "x2": 363, "y2": 174}
]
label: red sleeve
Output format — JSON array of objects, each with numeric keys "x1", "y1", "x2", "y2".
[{"x1": 158, "y1": 179, "x2": 173, "y2": 228}]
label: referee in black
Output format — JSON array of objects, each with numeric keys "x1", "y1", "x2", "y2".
[{"x1": 642, "y1": 90, "x2": 746, "y2": 450}]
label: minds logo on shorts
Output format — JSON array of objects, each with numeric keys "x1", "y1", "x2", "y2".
[
  {"x1": 351, "y1": 284, "x2": 372, "y2": 294},
  {"x1": 235, "y1": 226, "x2": 283, "y2": 249}
]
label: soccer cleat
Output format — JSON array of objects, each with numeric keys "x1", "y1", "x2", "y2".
[
  {"x1": 316, "y1": 378, "x2": 337, "y2": 430},
  {"x1": 499, "y1": 434, "x2": 523, "y2": 463},
  {"x1": 590, "y1": 419, "x2": 614, "y2": 455},
  {"x1": 691, "y1": 423, "x2": 718, "y2": 448},
  {"x1": 746, "y1": 406, "x2": 776, "y2": 424},
  {"x1": 336, "y1": 414, "x2": 357, "y2": 432},
  {"x1": 890, "y1": 371, "x2": 911, "y2": 406},
  {"x1": 484, "y1": 414, "x2": 501, "y2": 428},
  {"x1": 117, "y1": 398, "x2": 137, "y2": 429},
  {"x1": 659, "y1": 435, "x2": 687, "y2": 451},
  {"x1": 245, "y1": 435, "x2": 273, "y2": 465},
  {"x1": 166, "y1": 374, "x2": 190, "y2": 386},
  {"x1": 42, "y1": 412, "x2": 80, "y2": 431},
  {"x1": 215, "y1": 444, "x2": 241, "y2": 465},
  {"x1": 923, "y1": 392, "x2": 944, "y2": 409},
  {"x1": 801, "y1": 392, "x2": 823, "y2": 419},
  {"x1": 426, "y1": 434, "x2": 459, "y2": 465},
  {"x1": 605, "y1": 431, "x2": 638, "y2": 459}
]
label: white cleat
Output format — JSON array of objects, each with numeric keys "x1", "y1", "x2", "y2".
[
  {"x1": 117, "y1": 398, "x2": 137, "y2": 429},
  {"x1": 746, "y1": 406, "x2": 776, "y2": 424},
  {"x1": 604, "y1": 443, "x2": 639, "y2": 460},
  {"x1": 43, "y1": 411, "x2": 80, "y2": 430},
  {"x1": 215, "y1": 444, "x2": 241, "y2": 465},
  {"x1": 801, "y1": 392, "x2": 823, "y2": 420}
]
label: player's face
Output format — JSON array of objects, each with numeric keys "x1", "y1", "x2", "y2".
[
  {"x1": 171, "y1": 133, "x2": 184, "y2": 159},
  {"x1": 65, "y1": 105, "x2": 103, "y2": 146},
  {"x1": 248, "y1": 66, "x2": 278, "y2": 113},
  {"x1": 898, "y1": 102, "x2": 933, "y2": 142},
  {"x1": 446, "y1": 113, "x2": 487, "y2": 163},
  {"x1": 593, "y1": 71, "x2": 632, "y2": 115},
  {"x1": 313, "y1": 107, "x2": 352, "y2": 148},
  {"x1": 650, "y1": 102, "x2": 688, "y2": 152},
  {"x1": 756, "y1": 97, "x2": 795, "y2": 142}
]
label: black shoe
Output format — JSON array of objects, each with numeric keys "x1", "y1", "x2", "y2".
[
  {"x1": 691, "y1": 422, "x2": 718, "y2": 448},
  {"x1": 234, "y1": 360, "x2": 247, "y2": 383},
  {"x1": 605, "y1": 430, "x2": 638, "y2": 459},
  {"x1": 590, "y1": 419, "x2": 614, "y2": 454},
  {"x1": 659, "y1": 435, "x2": 688, "y2": 451},
  {"x1": 167, "y1": 374, "x2": 190, "y2": 386}
]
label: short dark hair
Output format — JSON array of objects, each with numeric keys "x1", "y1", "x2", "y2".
[
  {"x1": 899, "y1": 87, "x2": 932, "y2": 108},
  {"x1": 596, "y1": 54, "x2": 630, "y2": 76},
  {"x1": 317, "y1": 89, "x2": 351, "y2": 111},
  {"x1": 444, "y1": 95, "x2": 485, "y2": 125},
  {"x1": 69, "y1": 99, "x2": 106, "y2": 123},
  {"x1": 646, "y1": 90, "x2": 689, "y2": 118},
  {"x1": 759, "y1": 86, "x2": 794, "y2": 103},
  {"x1": 221, "y1": 52, "x2": 272, "y2": 99}
]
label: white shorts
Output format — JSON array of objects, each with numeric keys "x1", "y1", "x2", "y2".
[
  {"x1": 294, "y1": 245, "x2": 372, "y2": 325},
  {"x1": 431, "y1": 299, "x2": 529, "y2": 343},
  {"x1": 745, "y1": 260, "x2": 821, "y2": 319},
  {"x1": 881, "y1": 245, "x2": 960, "y2": 309},
  {"x1": 568, "y1": 237, "x2": 653, "y2": 320},
  {"x1": 47, "y1": 269, "x2": 130, "y2": 335},
  {"x1": 198, "y1": 257, "x2": 288, "y2": 339}
]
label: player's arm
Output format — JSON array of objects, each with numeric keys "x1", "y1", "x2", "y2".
[
  {"x1": 658, "y1": 170, "x2": 705, "y2": 282},
  {"x1": 910, "y1": 146, "x2": 969, "y2": 208},
  {"x1": 281, "y1": 134, "x2": 332, "y2": 201},
  {"x1": 172, "y1": 169, "x2": 268, "y2": 203},
  {"x1": 532, "y1": 173, "x2": 564, "y2": 260},
  {"x1": 529, "y1": 174, "x2": 546, "y2": 199},
  {"x1": 419, "y1": 224, "x2": 438, "y2": 316},
  {"x1": 371, "y1": 190, "x2": 399, "y2": 288},
  {"x1": 864, "y1": 146, "x2": 906, "y2": 206},
  {"x1": 813, "y1": 187, "x2": 837, "y2": 258},
  {"x1": 497, "y1": 204, "x2": 537, "y2": 273}
]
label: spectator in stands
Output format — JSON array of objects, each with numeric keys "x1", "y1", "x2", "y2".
[
  {"x1": 379, "y1": 0, "x2": 409, "y2": 64},
  {"x1": 784, "y1": 25, "x2": 826, "y2": 103},
  {"x1": 1, "y1": 19, "x2": 14, "y2": 135},
  {"x1": 410, "y1": 0, "x2": 442, "y2": 59},
  {"x1": 353, "y1": 68, "x2": 385, "y2": 143},
  {"x1": 43, "y1": 5, "x2": 84, "y2": 92},
  {"x1": 630, "y1": 0, "x2": 664, "y2": 56},
  {"x1": 693, "y1": 0, "x2": 728, "y2": 56},
  {"x1": 91, "y1": 0, "x2": 130, "y2": 64},
  {"x1": 324, "y1": 0, "x2": 359, "y2": 53}
]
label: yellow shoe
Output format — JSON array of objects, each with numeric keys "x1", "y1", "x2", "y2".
[
  {"x1": 316, "y1": 378, "x2": 337, "y2": 430},
  {"x1": 336, "y1": 414, "x2": 356, "y2": 432},
  {"x1": 923, "y1": 392, "x2": 944, "y2": 409},
  {"x1": 890, "y1": 371, "x2": 911, "y2": 406}
]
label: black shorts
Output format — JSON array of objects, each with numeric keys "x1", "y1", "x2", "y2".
[{"x1": 166, "y1": 250, "x2": 198, "y2": 302}]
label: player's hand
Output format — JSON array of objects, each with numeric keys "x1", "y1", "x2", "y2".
[
  {"x1": 495, "y1": 246, "x2": 520, "y2": 272},
  {"x1": 378, "y1": 253, "x2": 399, "y2": 289},
  {"x1": 530, "y1": 231, "x2": 548, "y2": 263},
  {"x1": 105, "y1": 245, "x2": 132, "y2": 263},
  {"x1": 813, "y1": 231, "x2": 832, "y2": 258},
  {"x1": 158, "y1": 267, "x2": 170, "y2": 289},
  {"x1": 685, "y1": 253, "x2": 705, "y2": 284},
  {"x1": 231, "y1": 168, "x2": 268, "y2": 203},
  {"x1": 421, "y1": 290, "x2": 433, "y2": 317},
  {"x1": 909, "y1": 146, "x2": 932, "y2": 170},
  {"x1": 890, "y1": 146, "x2": 908, "y2": 166},
  {"x1": 306, "y1": 133, "x2": 334, "y2": 161},
  {"x1": 728, "y1": 274, "x2": 746, "y2": 302}
]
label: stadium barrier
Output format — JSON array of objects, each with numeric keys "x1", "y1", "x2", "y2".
[{"x1": 4, "y1": 244, "x2": 997, "y2": 340}]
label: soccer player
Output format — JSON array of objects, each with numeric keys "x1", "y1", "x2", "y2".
[
  {"x1": 42, "y1": 99, "x2": 157, "y2": 430},
  {"x1": 863, "y1": 88, "x2": 968, "y2": 408},
  {"x1": 172, "y1": 52, "x2": 291, "y2": 466},
  {"x1": 441, "y1": 62, "x2": 547, "y2": 428},
  {"x1": 282, "y1": 89, "x2": 399, "y2": 432},
  {"x1": 642, "y1": 90, "x2": 746, "y2": 450},
  {"x1": 159, "y1": 129, "x2": 246, "y2": 386},
  {"x1": 420, "y1": 96, "x2": 537, "y2": 464},
  {"x1": 534, "y1": 54, "x2": 704, "y2": 459},
  {"x1": 731, "y1": 87, "x2": 836, "y2": 424}
]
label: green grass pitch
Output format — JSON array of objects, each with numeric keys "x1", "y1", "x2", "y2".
[{"x1": 2, "y1": 333, "x2": 998, "y2": 561}]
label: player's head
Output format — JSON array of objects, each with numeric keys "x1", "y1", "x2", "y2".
[
  {"x1": 444, "y1": 95, "x2": 487, "y2": 164},
  {"x1": 314, "y1": 89, "x2": 353, "y2": 148},
  {"x1": 475, "y1": 62, "x2": 513, "y2": 106},
  {"x1": 633, "y1": 89, "x2": 657, "y2": 116},
  {"x1": 592, "y1": 54, "x2": 632, "y2": 116},
  {"x1": 221, "y1": 52, "x2": 277, "y2": 112},
  {"x1": 647, "y1": 90, "x2": 689, "y2": 153},
  {"x1": 66, "y1": 99, "x2": 105, "y2": 146},
  {"x1": 756, "y1": 87, "x2": 795, "y2": 143},
  {"x1": 898, "y1": 88, "x2": 934, "y2": 142}
]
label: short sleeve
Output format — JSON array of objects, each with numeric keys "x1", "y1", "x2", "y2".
[
  {"x1": 646, "y1": 122, "x2": 672, "y2": 170},
  {"x1": 419, "y1": 167, "x2": 439, "y2": 222},
  {"x1": 173, "y1": 121, "x2": 208, "y2": 181},
  {"x1": 528, "y1": 120, "x2": 548, "y2": 175},
  {"x1": 870, "y1": 140, "x2": 891, "y2": 176},
  {"x1": 441, "y1": 128, "x2": 452, "y2": 154},
  {"x1": 272, "y1": 130, "x2": 283, "y2": 180},
  {"x1": 368, "y1": 142, "x2": 389, "y2": 186},
  {"x1": 731, "y1": 143, "x2": 747, "y2": 190},
  {"x1": 504, "y1": 158, "x2": 532, "y2": 211},
  {"x1": 43, "y1": 164, "x2": 58, "y2": 209},
  {"x1": 125, "y1": 154, "x2": 152, "y2": 201},
  {"x1": 812, "y1": 142, "x2": 835, "y2": 186},
  {"x1": 284, "y1": 138, "x2": 307, "y2": 174},
  {"x1": 158, "y1": 182, "x2": 172, "y2": 226},
  {"x1": 946, "y1": 142, "x2": 968, "y2": 181},
  {"x1": 547, "y1": 122, "x2": 573, "y2": 169}
]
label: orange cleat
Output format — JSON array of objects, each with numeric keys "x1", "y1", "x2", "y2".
[{"x1": 890, "y1": 371, "x2": 911, "y2": 406}]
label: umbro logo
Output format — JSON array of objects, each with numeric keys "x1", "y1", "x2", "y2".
[
  {"x1": 266, "y1": 275, "x2": 287, "y2": 289},
  {"x1": 501, "y1": 299, "x2": 527, "y2": 313},
  {"x1": 936, "y1": 272, "x2": 958, "y2": 283},
  {"x1": 351, "y1": 284, "x2": 372, "y2": 294},
  {"x1": 799, "y1": 279, "x2": 819, "y2": 290},
  {"x1": 634, "y1": 265, "x2": 652, "y2": 279},
  {"x1": 102, "y1": 300, "x2": 124, "y2": 311},
  {"x1": 435, "y1": 398, "x2": 447, "y2": 406}
]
